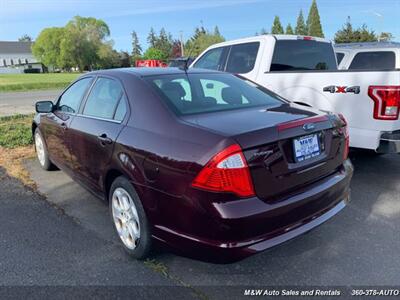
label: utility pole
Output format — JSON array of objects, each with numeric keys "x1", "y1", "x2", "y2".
[{"x1": 179, "y1": 31, "x2": 184, "y2": 57}]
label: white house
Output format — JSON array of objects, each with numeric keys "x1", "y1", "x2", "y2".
[{"x1": 0, "y1": 41, "x2": 45, "y2": 73}]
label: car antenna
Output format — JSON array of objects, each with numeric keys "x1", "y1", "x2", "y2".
[{"x1": 181, "y1": 41, "x2": 195, "y2": 73}]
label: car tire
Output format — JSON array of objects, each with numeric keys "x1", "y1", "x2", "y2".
[
  {"x1": 34, "y1": 128, "x2": 55, "y2": 171},
  {"x1": 109, "y1": 176, "x2": 152, "y2": 259}
]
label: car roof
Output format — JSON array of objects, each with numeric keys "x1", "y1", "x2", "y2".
[
  {"x1": 334, "y1": 42, "x2": 400, "y2": 49},
  {"x1": 88, "y1": 67, "x2": 221, "y2": 77}
]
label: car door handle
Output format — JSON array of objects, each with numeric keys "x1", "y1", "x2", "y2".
[{"x1": 97, "y1": 134, "x2": 113, "y2": 145}]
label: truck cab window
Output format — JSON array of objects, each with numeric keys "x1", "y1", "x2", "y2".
[
  {"x1": 349, "y1": 51, "x2": 395, "y2": 70},
  {"x1": 225, "y1": 42, "x2": 260, "y2": 74}
]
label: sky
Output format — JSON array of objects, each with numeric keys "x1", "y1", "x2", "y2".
[{"x1": 0, "y1": 0, "x2": 399, "y2": 52}]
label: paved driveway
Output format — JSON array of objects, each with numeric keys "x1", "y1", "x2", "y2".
[
  {"x1": 19, "y1": 151, "x2": 400, "y2": 297},
  {"x1": 0, "y1": 90, "x2": 60, "y2": 116}
]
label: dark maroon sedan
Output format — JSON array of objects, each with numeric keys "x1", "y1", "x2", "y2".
[{"x1": 33, "y1": 68, "x2": 353, "y2": 262}]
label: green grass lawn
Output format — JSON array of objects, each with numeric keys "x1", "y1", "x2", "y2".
[
  {"x1": 0, "y1": 114, "x2": 34, "y2": 148},
  {"x1": 0, "y1": 73, "x2": 81, "y2": 92}
]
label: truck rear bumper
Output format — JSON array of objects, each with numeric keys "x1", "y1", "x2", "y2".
[{"x1": 377, "y1": 130, "x2": 400, "y2": 153}]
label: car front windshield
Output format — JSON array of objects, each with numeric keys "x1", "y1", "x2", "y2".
[{"x1": 144, "y1": 73, "x2": 285, "y2": 116}]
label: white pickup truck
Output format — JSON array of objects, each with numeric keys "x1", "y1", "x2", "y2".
[
  {"x1": 190, "y1": 35, "x2": 400, "y2": 153},
  {"x1": 334, "y1": 42, "x2": 400, "y2": 70}
]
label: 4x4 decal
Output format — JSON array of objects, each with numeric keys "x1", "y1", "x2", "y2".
[{"x1": 323, "y1": 85, "x2": 360, "y2": 94}]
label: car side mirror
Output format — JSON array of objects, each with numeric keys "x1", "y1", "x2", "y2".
[{"x1": 35, "y1": 101, "x2": 54, "y2": 113}]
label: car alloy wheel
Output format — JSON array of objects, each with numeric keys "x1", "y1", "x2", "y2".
[
  {"x1": 35, "y1": 132, "x2": 46, "y2": 167},
  {"x1": 112, "y1": 187, "x2": 141, "y2": 250}
]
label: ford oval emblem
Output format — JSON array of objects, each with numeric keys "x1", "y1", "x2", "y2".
[{"x1": 303, "y1": 123, "x2": 315, "y2": 131}]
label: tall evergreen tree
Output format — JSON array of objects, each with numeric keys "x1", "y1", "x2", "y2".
[
  {"x1": 306, "y1": 0, "x2": 324, "y2": 37},
  {"x1": 334, "y1": 17, "x2": 378, "y2": 43},
  {"x1": 214, "y1": 26, "x2": 222, "y2": 37},
  {"x1": 334, "y1": 17, "x2": 354, "y2": 43},
  {"x1": 271, "y1": 16, "x2": 284, "y2": 34},
  {"x1": 147, "y1": 27, "x2": 157, "y2": 48},
  {"x1": 192, "y1": 26, "x2": 207, "y2": 41},
  {"x1": 285, "y1": 24, "x2": 294, "y2": 35},
  {"x1": 131, "y1": 30, "x2": 142, "y2": 63},
  {"x1": 156, "y1": 27, "x2": 173, "y2": 57},
  {"x1": 295, "y1": 9, "x2": 307, "y2": 35}
]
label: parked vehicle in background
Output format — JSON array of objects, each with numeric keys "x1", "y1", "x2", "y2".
[
  {"x1": 168, "y1": 57, "x2": 195, "y2": 68},
  {"x1": 32, "y1": 68, "x2": 352, "y2": 262},
  {"x1": 135, "y1": 59, "x2": 167, "y2": 68},
  {"x1": 334, "y1": 42, "x2": 400, "y2": 70},
  {"x1": 191, "y1": 35, "x2": 400, "y2": 153}
]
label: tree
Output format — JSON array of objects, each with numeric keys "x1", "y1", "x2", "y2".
[
  {"x1": 118, "y1": 51, "x2": 131, "y2": 67},
  {"x1": 334, "y1": 16, "x2": 354, "y2": 43},
  {"x1": 96, "y1": 41, "x2": 120, "y2": 69},
  {"x1": 32, "y1": 27, "x2": 65, "y2": 68},
  {"x1": 185, "y1": 27, "x2": 225, "y2": 56},
  {"x1": 285, "y1": 24, "x2": 294, "y2": 35},
  {"x1": 131, "y1": 30, "x2": 142, "y2": 64},
  {"x1": 32, "y1": 16, "x2": 116, "y2": 71},
  {"x1": 214, "y1": 26, "x2": 222, "y2": 37},
  {"x1": 155, "y1": 28, "x2": 173, "y2": 57},
  {"x1": 334, "y1": 17, "x2": 378, "y2": 43},
  {"x1": 307, "y1": 0, "x2": 324, "y2": 37},
  {"x1": 259, "y1": 28, "x2": 268, "y2": 35},
  {"x1": 271, "y1": 16, "x2": 284, "y2": 34},
  {"x1": 295, "y1": 9, "x2": 307, "y2": 35},
  {"x1": 171, "y1": 40, "x2": 183, "y2": 58},
  {"x1": 62, "y1": 16, "x2": 112, "y2": 71},
  {"x1": 353, "y1": 24, "x2": 377, "y2": 42},
  {"x1": 143, "y1": 47, "x2": 168, "y2": 60},
  {"x1": 18, "y1": 34, "x2": 32, "y2": 42},
  {"x1": 379, "y1": 32, "x2": 394, "y2": 42},
  {"x1": 192, "y1": 26, "x2": 207, "y2": 41},
  {"x1": 147, "y1": 27, "x2": 157, "y2": 48}
]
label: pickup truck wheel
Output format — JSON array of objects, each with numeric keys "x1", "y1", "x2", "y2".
[
  {"x1": 34, "y1": 128, "x2": 55, "y2": 171},
  {"x1": 109, "y1": 176, "x2": 152, "y2": 259}
]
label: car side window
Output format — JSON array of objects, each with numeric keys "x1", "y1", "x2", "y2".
[
  {"x1": 349, "y1": 51, "x2": 396, "y2": 70},
  {"x1": 57, "y1": 77, "x2": 93, "y2": 113},
  {"x1": 83, "y1": 77, "x2": 124, "y2": 120},
  {"x1": 193, "y1": 47, "x2": 226, "y2": 70},
  {"x1": 114, "y1": 94, "x2": 127, "y2": 122},
  {"x1": 225, "y1": 42, "x2": 260, "y2": 74}
]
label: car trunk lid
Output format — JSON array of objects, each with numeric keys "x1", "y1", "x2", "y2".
[{"x1": 183, "y1": 104, "x2": 346, "y2": 201}]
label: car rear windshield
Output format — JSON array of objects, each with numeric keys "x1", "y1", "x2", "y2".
[
  {"x1": 270, "y1": 40, "x2": 337, "y2": 71},
  {"x1": 144, "y1": 73, "x2": 285, "y2": 115}
]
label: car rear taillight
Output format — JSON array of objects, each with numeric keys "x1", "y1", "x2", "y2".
[
  {"x1": 368, "y1": 86, "x2": 400, "y2": 120},
  {"x1": 338, "y1": 113, "x2": 349, "y2": 160},
  {"x1": 191, "y1": 144, "x2": 255, "y2": 198}
]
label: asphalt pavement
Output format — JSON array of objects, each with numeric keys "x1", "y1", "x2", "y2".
[
  {"x1": 0, "y1": 167, "x2": 197, "y2": 299},
  {"x1": 17, "y1": 151, "x2": 400, "y2": 297},
  {"x1": 0, "y1": 90, "x2": 61, "y2": 116}
]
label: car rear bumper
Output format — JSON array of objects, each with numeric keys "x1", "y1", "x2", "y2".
[
  {"x1": 152, "y1": 159, "x2": 353, "y2": 263},
  {"x1": 377, "y1": 130, "x2": 400, "y2": 153}
]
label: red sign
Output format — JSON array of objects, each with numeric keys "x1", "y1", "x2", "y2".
[{"x1": 135, "y1": 60, "x2": 167, "y2": 68}]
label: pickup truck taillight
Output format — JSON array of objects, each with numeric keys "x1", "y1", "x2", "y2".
[{"x1": 368, "y1": 86, "x2": 400, "y2": 120}]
